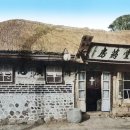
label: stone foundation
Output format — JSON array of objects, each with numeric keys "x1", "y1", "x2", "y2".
[
  {"x1": 0, "y1": 93, "x2": 74, "y2": 124},
  {"x1": 0, "y1": 69, "x2": 75, "y2": 124}
]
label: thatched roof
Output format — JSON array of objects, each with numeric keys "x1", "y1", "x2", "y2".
[{"x1": 0, "y1": 19, "x2": 130, "y2": 55}]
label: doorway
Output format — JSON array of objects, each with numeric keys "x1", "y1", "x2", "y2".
[{"x1": 86, "y1": 71, "x2": 102, "y2": 111}]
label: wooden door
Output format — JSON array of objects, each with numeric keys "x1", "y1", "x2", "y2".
[{"x1": 101, "y1": 72, "x2": 111, "y2": 111}]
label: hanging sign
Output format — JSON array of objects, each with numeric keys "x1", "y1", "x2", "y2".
[{"x1": 88, "y1": 45, "x2": 130, "y2": 62}]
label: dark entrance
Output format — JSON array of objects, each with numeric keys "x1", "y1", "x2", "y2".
[{"x1": 86, "y1": 71, "x2": 102, "y2": 111}]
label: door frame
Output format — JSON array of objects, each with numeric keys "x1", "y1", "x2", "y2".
[
  {"x1": 86, "y1": 71, "x2": 102, "y2": 111},
  {"x1": 77, "y1": 71, "x2": 112, "y2": 112}
]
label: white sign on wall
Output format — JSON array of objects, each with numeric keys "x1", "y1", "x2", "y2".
[{"x1": 88, "y1": 45, "x2": 130, "y2": 62}]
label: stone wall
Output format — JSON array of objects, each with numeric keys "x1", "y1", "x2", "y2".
[
  {"x1": 0, "y1": 93, "x2": 74, "y2": 124},
  {"x1": 0, "y1": 70, "x2": 75, "y2": 124},
  {"x1": 112, "y1": 73, "x2": 130, "y2": 116}
]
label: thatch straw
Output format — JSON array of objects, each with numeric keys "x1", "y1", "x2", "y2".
[{"x1": 0, "y1": 19, "x2": 130, "y2": 55}]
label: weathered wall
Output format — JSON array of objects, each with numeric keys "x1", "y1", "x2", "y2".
[
  {"x1": 0, "y1": 93, "x2": 73, "y2": 124},
  {"x1": 112, "y1": 73, "x2": 130, "y2": 116},
  {"x1": 0, "y1": 70, "x2": 75, "y2": 124}
]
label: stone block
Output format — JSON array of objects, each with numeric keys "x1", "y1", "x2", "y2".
[
  {"x1": 27, "y1": 120, "x2": 35, "y2": 125},
  {"x1": 44, "y1": 117, "x2": 51, "y2": 123},
  {"x1": 0, "y1": 118, "x2": 9, "y2": 125},
  {"x1": 35, "y1": 119, "x2": 44, "y2": 125},
  {"x1": 9, "y1": 118, "x2": 16, "y2": 125},
  {"x1": 67, "y1": 108, "x2": 82, "y2": 123}
]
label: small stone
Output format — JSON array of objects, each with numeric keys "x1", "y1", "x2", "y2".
[
  {"x1": 9, "y1": 118, "x2": 16, "y2": 125},
  {"x1": 27, "y1": 120, "x2": 35, "y2": 125},
  {"x1": 35, "y1": 119, "x2": 44, "y2": 125},
  {"x1": 25, "y1": 103, "x2": 28, "y2": 107},
  {"x1": 16, "y1": 119, "x2": 26, "y2": 124},
  {"x1": 1, "y1": 118, "x2": 9, "y2": 125},
  {"x1": 10, "y1": 111, "x2": 14, "y2": 116},
  {"x1": 19, "y1": 115, "x2": 24, "y2": 118},
  {"x1": 15, "y1": 103, "x2": 19, "y2": 107},
  {"x1": 44, "y1": 117, "x2": 51, "y2": 123},
  {"x1": 0, "y1": 104, "x2": 2, "y2": 108},
  {"x1": 32, "y1": 110, "x2": 36, "y2": 113},
  {"x1": 13, "y1": 116, "x2": 17, "y2": 119},
  {"x1": 22, "y1": 111, "x2": 27, "y2": 116},
  {"x1": 16, "y1": 111, "x2": 20, "y2": 115}
]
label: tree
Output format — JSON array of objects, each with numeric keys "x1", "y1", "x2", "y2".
[{"x1": 108, "y1": 15, "x2": 130, "y2": 31}]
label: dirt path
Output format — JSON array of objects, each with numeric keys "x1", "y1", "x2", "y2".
[
  {"x1": 82, "y1": 116, "x2": 130, "y2": 130},
  {"x1": 30, "y1": 117, "x2": 130, "y2": 130},
  {"x1": 0, "y1": 116, "x2": 130, "y2": 130}
]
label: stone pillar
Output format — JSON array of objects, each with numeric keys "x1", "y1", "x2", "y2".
[{"x1": 112, "y1": 73, "x2": 117, "y2": 114}]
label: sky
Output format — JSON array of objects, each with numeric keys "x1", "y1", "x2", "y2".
[{"x1": 0, "y1": 0, "x2": 130, "y2": 30}]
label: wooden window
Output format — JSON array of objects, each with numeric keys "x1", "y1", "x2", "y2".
[
  {"x1": 118, "y1": 72, "x2": 130, "y2": 99},
  {"x1": 0, "y1": 67, "x2": 13, "y2": 83},
  {"x1": 46, "y1": 66, "x2": 62, "y2": 83},
  {"x1": 123, "y1": 72, "x2": 130, "y2": 99}
]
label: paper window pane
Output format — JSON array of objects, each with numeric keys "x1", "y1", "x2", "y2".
[
  {"x1": 103, "y1": 90, "x2": 109, "y2": 98},
  {"x1": 103, "y1": 73, "x2": 109, "y2": 80},
  {"x1": 46, "y1": 76, "x2": 54, "y2": 83},
  {"x1": 79, "y1": 90, "x2": 85, "y2": 98},
  {"x1": 103, "y1": 81, "x2": 109, "y2": 89},
  {"x1": 79, "y1": 81, "x2": 85, "y2": 89},
  {"x1": 4, "y1": 75, "x2": 11, "y2": 81},
  {"x1": 0, "y1": 68, "x2": 13, "y2": 82},
  {"x1": 55, "y1": 76, "x2": 62, "y2": 83},
  {"x1": 46, "y1": 66, "x2": 62, "y2": 77},
  {"x1": 78, "y1": 72, "x2": 85, "y2": 80}
]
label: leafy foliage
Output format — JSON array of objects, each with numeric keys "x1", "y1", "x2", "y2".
[{"x1": 108, "y1": 15, "x2": 130, "y2": 31}]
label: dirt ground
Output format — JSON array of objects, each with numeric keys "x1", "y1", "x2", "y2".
[
  {"x1": 82, "y1": 116, "x2": 130, "y2": 130},
  {"x1": 29, "y1": 116, "x2": 130, "y2": 130},
  {"x1": 1, "y1": 114, "x2": 130, "y2": 130}
]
